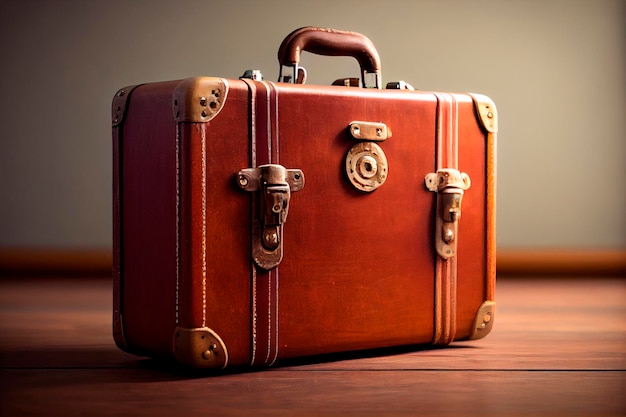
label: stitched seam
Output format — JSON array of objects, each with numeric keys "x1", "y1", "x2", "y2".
[
  {"x1": 250, "y1": 263, "x2": 257, "y2": 365},
  {"x1": 244, "y1": 78, "x2": 258, "y2": 366},
  {"x1": 269, "y1": 83, "x2": 280, "y2": 366},
  {"x1": 265, "y1": 270, "x2": 272, "y2": 365},
  {"x1": 201, "y1": 126, "x2": 207, "y2": 327},
  {"x1": 270, "y1": 269, "x2": 280, "y2": 366},
  {"x1": 175, "y1": 125, "x2": 180, "y2": 325},
  {"x1": 434, "y1": 93, "x2": 455, "y2": 346}
]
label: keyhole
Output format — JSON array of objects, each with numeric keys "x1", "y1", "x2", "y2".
[{"x1": 357, "y1": 155, "x2": 378, "y2": 179}]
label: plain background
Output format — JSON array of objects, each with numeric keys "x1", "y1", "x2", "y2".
[{"x1": 0, "y1": 0, "x2": 624, "y2": 251}]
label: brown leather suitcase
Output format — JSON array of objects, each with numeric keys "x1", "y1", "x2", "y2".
[{"x1": 112, "y1": 27, "x2": 497, "y2": 370}]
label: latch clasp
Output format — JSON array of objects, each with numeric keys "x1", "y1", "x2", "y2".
[
  {"x1": 237, "y1": 164, "x2": 305, "y2": 269},
  {"x1": 425, "y1": 169, "x2": 471, "y2": 259}
]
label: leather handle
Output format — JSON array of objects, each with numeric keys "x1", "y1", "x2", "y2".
[{"x1": 277, "y1": 27, "x2": 382, "y2": 88}]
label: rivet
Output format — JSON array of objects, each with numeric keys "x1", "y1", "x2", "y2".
[
  {"x1": 487, "y1": 112, "x2": 493, "y2": 118},
  {"x1": 483, "y1": 313, "x2": 492, "y2": 323},
  {"x1": 238, "y1": 175, "x2": 248, "y2": 187},
  {"x1": 117, "y1": 90, "x2": 125, "y2": 97},
  {"x1": 263, "y1": 228, "x2": 279, "y2": 250},
  {"x1": 202, "y1": 350, "x2": 213, "y2": 359},
  {"x1": 200, "y1": 97, "x2": 207, "y2": 106}
]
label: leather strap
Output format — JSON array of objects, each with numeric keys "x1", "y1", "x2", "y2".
[
  {"x1": 242, "y1": 79, "x2": 281, "y2": 366},
  {"x1": 432, "y1": 93, "x2": 459, "y2": 346}
]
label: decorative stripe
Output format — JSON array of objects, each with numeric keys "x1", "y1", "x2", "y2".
[
  {"x1": 242, "y1": 80, "x2": 281, "y2": 366},
  {"x1": 201, "y1": 126, "x2": 207, "y2": 327},
  {"x1": 175, "y1": 125, "x2": 180, "y2": 324},
  {"x1": 271, "y1": 268, "x2": 280, "y2": 366},
  {"x1": 433, "y1": 93, "x2": 459, "y2": 346},
  {"x1": 264, "y1": 269, "x2": 273, "y2": 365},
  {"x1": 266, "y1": 82, "x2": 280, "y2": 367},
  {"x1": 241, "y1": 79, "x2": 259, "y2": 366},
  {"x1": 250, "y1": 262, "x2": 257, "y2": 365}
]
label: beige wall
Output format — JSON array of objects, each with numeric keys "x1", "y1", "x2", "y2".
[{"x1": 0, "y1": 0, "x2": 624, "y2": 249}]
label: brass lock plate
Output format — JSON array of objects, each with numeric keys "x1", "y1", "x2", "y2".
[{"x1": 345, "y1": 142, "x2": 388, "y2": 192}]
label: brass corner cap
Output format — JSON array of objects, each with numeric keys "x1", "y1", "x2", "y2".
[
  {"x1": 173, "y1": 326, "x2": 229, "y2": 369},
  {"x1": 469, "y1": 300, "x2": 496, "y2": 340},
  {"x1": 173, "y1": 77, "x2": 229, "y2": 122},
  {"x1": 469, "y1": 93, "x2": 498, "y2": 133}
]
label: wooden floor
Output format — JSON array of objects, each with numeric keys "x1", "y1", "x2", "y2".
[{"x1": 0, "y1": 276, "x2": 624, "y2": 416}]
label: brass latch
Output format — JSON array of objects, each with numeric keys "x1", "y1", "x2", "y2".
[
  {"x1": 237, "y1": 164, "x2": 305, "y2": 270},
  {"x1": 425, "y1": 169, "x2": 471, "y2": 259}
]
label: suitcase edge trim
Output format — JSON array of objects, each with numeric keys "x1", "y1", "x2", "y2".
[
  {"x1": 470, "y1": 93, "x2": 498, "y2": 340},
  {"x1": 112, "y1": 84, "x2": 143, "y2": 354},
  {"x1": 469, "y1": 92, "x2": 498, "y2": 304}
]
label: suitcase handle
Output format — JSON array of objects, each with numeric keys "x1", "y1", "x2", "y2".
[{"x1": 278, "y1": 27, "x2": 382, "y2": 89}]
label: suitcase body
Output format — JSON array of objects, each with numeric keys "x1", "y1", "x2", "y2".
[{"x1": 112, "y1": 27, "x2": 497, "y2": 369}]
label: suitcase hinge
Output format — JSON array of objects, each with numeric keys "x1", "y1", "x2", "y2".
[
  {"x1": 425, "y1": 169, "x2": 471, "y2": 259},
  {"x1": 237, "y1": 164, "x2": 305, "y2": 270}
]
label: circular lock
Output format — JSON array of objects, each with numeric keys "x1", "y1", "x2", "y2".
[{"x1": 345, "y1": 142, "x2": 388, "y2": 192}]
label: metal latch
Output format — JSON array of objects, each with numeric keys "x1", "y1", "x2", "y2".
[
  {"x1": 237, "y1": 164, "x2": 305, "y2": 270},
  {"x1": 425, "y1": 169, "x2": 471, "y2": 259}
]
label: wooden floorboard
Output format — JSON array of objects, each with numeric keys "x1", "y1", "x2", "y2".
[{"x1": 0, "y1": 277, "x2": 624, "y2": 416}]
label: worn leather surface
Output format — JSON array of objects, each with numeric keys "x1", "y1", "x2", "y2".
[{"x1": 113, "y1": 78, "x2": 495, "y2": 367}]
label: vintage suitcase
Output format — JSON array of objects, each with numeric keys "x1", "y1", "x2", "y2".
[{"x1": 112, "y1": 27, "x2": 497, "y2": 370}]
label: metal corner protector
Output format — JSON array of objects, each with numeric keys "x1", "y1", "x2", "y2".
[
  {"x1": 173, "y1": 326, "x2": 229, "y2": 369},
  {"x1": 173, "y1": 77, "x2": 229, "y2": 123},
  {"x1": 469, "y1": 301, "x2": 496, "y2": 340},
  {"x1": 112, "y1": 85, "x2": 141, "y2": 127},
  {"x1": 469, "y1": 93, "x2": 498, "y2": 133}
]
